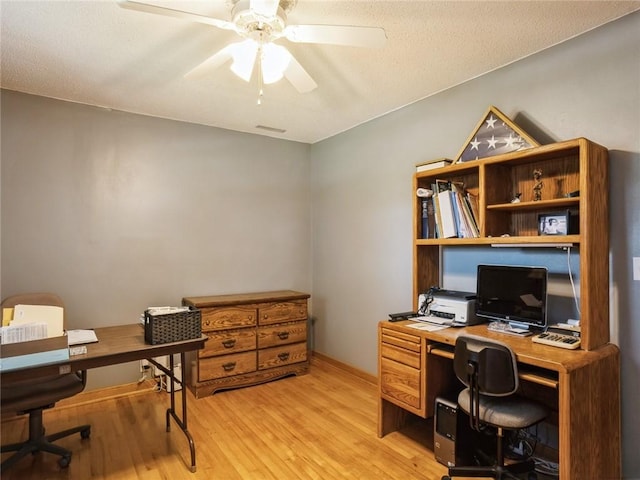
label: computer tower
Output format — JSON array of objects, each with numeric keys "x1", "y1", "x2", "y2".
[{"x1": 434, "y1": 395, "x2": 475, "y2": 467}]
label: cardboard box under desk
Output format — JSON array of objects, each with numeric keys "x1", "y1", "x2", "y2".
[{"x1": 0, "y1": 335, "x2": 69, "y2": 372}]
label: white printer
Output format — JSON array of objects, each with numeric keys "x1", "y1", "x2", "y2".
[{"x1": 418, "y1": 289, "x2": 480, "y2": 326}]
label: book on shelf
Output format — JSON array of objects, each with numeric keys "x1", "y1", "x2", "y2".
[
  {"x1": 421, "y1": 197, "x2": 429, "y2": 239},
  {"x1": 419, "y1": 195, "x2": 437, "y2": 239},
  {"x1": 416, "y1": 158, "x2": 453, "y2": 173},
  {"x1": 435, "y1": 180, "x2": 457, "y2": 238},
  {"x1": 431, "y1": 183, "x2": 441, "y2": 238},
  {"x1": 424, "y1": 180, "x2": 480, "y2": 240},
  {"x1": 451, "y1": 182, "x2": 479, "y2": 238},
  {"x1": 466, "y1": 192, "x2": 480, "y2": 233}
]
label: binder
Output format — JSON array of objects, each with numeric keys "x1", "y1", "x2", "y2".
[{"x1": 436, "y1": 180, "x2": 457, "y2": 238}]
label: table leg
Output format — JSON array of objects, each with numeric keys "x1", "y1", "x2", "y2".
[{"x1": 151, "y1": 353, "x2": 197, "y2": 473}]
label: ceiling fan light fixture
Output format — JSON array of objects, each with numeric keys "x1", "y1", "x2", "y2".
[
  {"x1": 229, "y1": 39, "x2": 259, "y2": 81},
  {"x1": 120, "y1": 0, "x2": 384, "y2": 96},
  {"x1": 261, "y1": 43, "x2": 291, "y2": 84}
]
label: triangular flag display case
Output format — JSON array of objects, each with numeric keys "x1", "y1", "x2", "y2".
[{"x1": 454, "y1": 106, "x2": 539, "y2": 163}]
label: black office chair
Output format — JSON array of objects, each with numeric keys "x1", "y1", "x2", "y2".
[
  {"x1": 1, "y1": 293, "x2": 91, "y2": 471},
  {"x1": 442, "y1": 335, "x2": 548, "y2": 480}
]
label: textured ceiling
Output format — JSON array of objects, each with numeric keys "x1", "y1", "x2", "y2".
[{"x1": 2, "y1": 1, "x2": 639, "y2": 144}]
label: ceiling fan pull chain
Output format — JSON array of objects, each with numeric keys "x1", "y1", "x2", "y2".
[{"x1": 257, "y1": 44, "x2": 265, "y2": 105}]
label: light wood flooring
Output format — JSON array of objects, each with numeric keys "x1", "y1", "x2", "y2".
[{"x1": 1, "y1": 357, "x2": 452, "y2": 480}]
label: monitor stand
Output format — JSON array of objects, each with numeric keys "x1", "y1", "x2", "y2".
[{"x1": 487, "y1": 320, "x2": 534, "y2": 337}]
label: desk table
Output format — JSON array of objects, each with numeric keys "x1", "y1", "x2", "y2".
[
  {"x1": 378, "y1": 321, "x2": 621, "y2": 480},
  {"x1": 1, "y1": 324, "x2": 207, "y2": 473}
]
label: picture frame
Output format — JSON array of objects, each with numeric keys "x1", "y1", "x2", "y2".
[
  {"x1": 538, "y1": 212, "x2": 570, "y2": 236},
  {"x1": 454, "y1": 106, "x2": 539, "y2": 164}
]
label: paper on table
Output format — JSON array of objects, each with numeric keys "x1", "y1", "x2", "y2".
[
  {"x1": 11, "y1": 305, "x2": 64, "y2": 338},
  {"x1": 406, "y1": 322, "x2": 450, "y2": 332},
  {"x1": 66, "y1": 329, "x2": 98, "y2": 345}
]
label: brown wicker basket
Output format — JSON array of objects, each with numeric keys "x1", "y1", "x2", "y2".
[{"x1": 144, "y1": 307, "x2": 201, "y2": 345}]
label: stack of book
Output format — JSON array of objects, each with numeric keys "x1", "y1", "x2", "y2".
[
  {"x1": 416, "y1": 158, "x2": 453, "y2": 173},
  {"x1": 419, "y1": 180, "x2": 480, "y2": 239}
]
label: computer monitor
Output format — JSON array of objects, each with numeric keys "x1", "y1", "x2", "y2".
[{"x1": 476, "y1": 264, "x2": 548, "y2": 330}]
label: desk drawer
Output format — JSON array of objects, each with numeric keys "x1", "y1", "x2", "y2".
[
  {"x1": 258, "y1": 343, "x2": 307, "y2": 369},
  {"x1": 380, "y1": 357, "x2": 421, "y2": 410},
  {"x1": 201, "y1": 306, "x2": 257, "y2": 330},
  {"x1": 200, "y1": 328, "x2": 256, "y2": 358},
  {"x1": 198, "y1": 351, "x2": 256, "y2": 380},
  {"x1": 258, "y1": 301, "x2": 308, "y2": 326},
  {"x1": 381, "y1": 343, "x2": 421, "y2": 369},
  {"x1": 258, "y1": 321, "x2": 307, "y2": 348},
  {"x1": 380, "y1": 328, "x2": 421, "y2": 353}
]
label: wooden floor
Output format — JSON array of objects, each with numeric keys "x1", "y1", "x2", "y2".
[{"x1": 1, "y1": 357, "x2": 455, "y2": 480}]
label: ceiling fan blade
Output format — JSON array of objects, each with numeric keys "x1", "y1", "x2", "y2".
[
  {"x1": 186, "y1": 41, "x2": 259, "y2": 83},
  {"x1": 184, "y1": 48, "x2": 234, "y2": 80},
  {"x1": 284, "y1": 24, "x2": 387, "y2": 48},
  {"x1": 283, "y1": 54, "x2": 317, "y2": 93},
  {"x1": 249, "y1": 0, "x2": 280, "y2": 18},
  {"x1": 117, "y1": 0, "x2": 236, "y2": 32}
]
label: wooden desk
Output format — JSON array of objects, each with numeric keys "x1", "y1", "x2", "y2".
[
  {"x1": 1, "y1": 324, "x2": 207, "y2": 473},
  {"x1": 378, "y1": 321, "x2": 621, "y2": 480}
]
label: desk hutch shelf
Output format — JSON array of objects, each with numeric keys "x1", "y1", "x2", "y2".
[
  {"x1": 412, "y1": 138, "x2": 609, "y2": 351},
  {"x1": 378, "y1": 138, "x2": 619, "y2": 480}
]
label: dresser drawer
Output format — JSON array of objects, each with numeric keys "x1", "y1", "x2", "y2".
[
  {"x1": 200, "y1": 328, "x2": 256, "y2": 358},
  {"x1": 198, "y1": 351, "x2": 257, "y2": 380},
  {"x1": 258, "y1": 342, "x2": 307, "y2": 370},
  {"x1": 258, "y1": 300, "x2": 307, "y2": 326},
  {"x1": 201, "y1": 306, "x2": 257, "y2": 330},
  {"x1": 258, "y1": 321, "x2": 307, "y2": 349}
]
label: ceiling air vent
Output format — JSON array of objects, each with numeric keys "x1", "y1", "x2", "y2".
[{"x1": 255, "y1": 125, "x2": 286, "y2": 133}]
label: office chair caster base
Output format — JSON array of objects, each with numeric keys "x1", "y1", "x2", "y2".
[{"x1": 58, "y1": 454, "x2": 72, "y2": 468}]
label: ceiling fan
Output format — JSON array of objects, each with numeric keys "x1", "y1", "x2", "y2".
[{"x1": 118, "y1": 0, "x2": 387, "y2": 96}]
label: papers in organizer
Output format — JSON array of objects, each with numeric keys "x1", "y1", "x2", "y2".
[
  {"x1": 147, "y1": 306, "x2": 190, "y2": 316},
  {"x1": 11, "y1": 305, "x2": 64, "y2": 337},
  {"x1": 1, "y1": 305, "x2": 64, "y2": 344},
  {"x1": 1, "y1": 322, "x2": 49, "y2": 344}
]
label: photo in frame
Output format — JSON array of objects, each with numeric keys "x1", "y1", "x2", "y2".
[
  {"x1": 454, "y1": 106, "x2": 539, "y2": 164},
  {"x1": 538, "y1": 211, "x2": 578, "y2": 236}
]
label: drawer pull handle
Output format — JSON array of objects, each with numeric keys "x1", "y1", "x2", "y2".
[
  {"x1": 222, "y1": 339, "x2": 236, "y2": 348},
  {"x1": 277, "y1": 332, "x2": 290, "y2": 340},
  {"x1": 278, "y1": 352, "x2": 290, "y2": 361},
  {"x1": 263, "y1": 314, "x2": 268, "y2": 319},
  {"x1": 222, "y1": 362, "x2": 236, "y2": 372},
  {"x1": 248, "y1": 315, "x2": 253, "y2": 320}
]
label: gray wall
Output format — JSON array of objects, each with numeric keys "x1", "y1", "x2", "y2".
[
  {"x1": 1, "y1": 94, "x2": 312, "y2": 389},
  {"x1": 2, "y1": 10, "x2": 639, "y2": 478},
  {"x1": 310, "y1": 12, "x2": 639, "y2": 478}
]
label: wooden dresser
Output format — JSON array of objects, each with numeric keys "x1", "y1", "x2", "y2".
[{"x1": 182, "y1": 290, "x2": 310, "y2": 398}]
